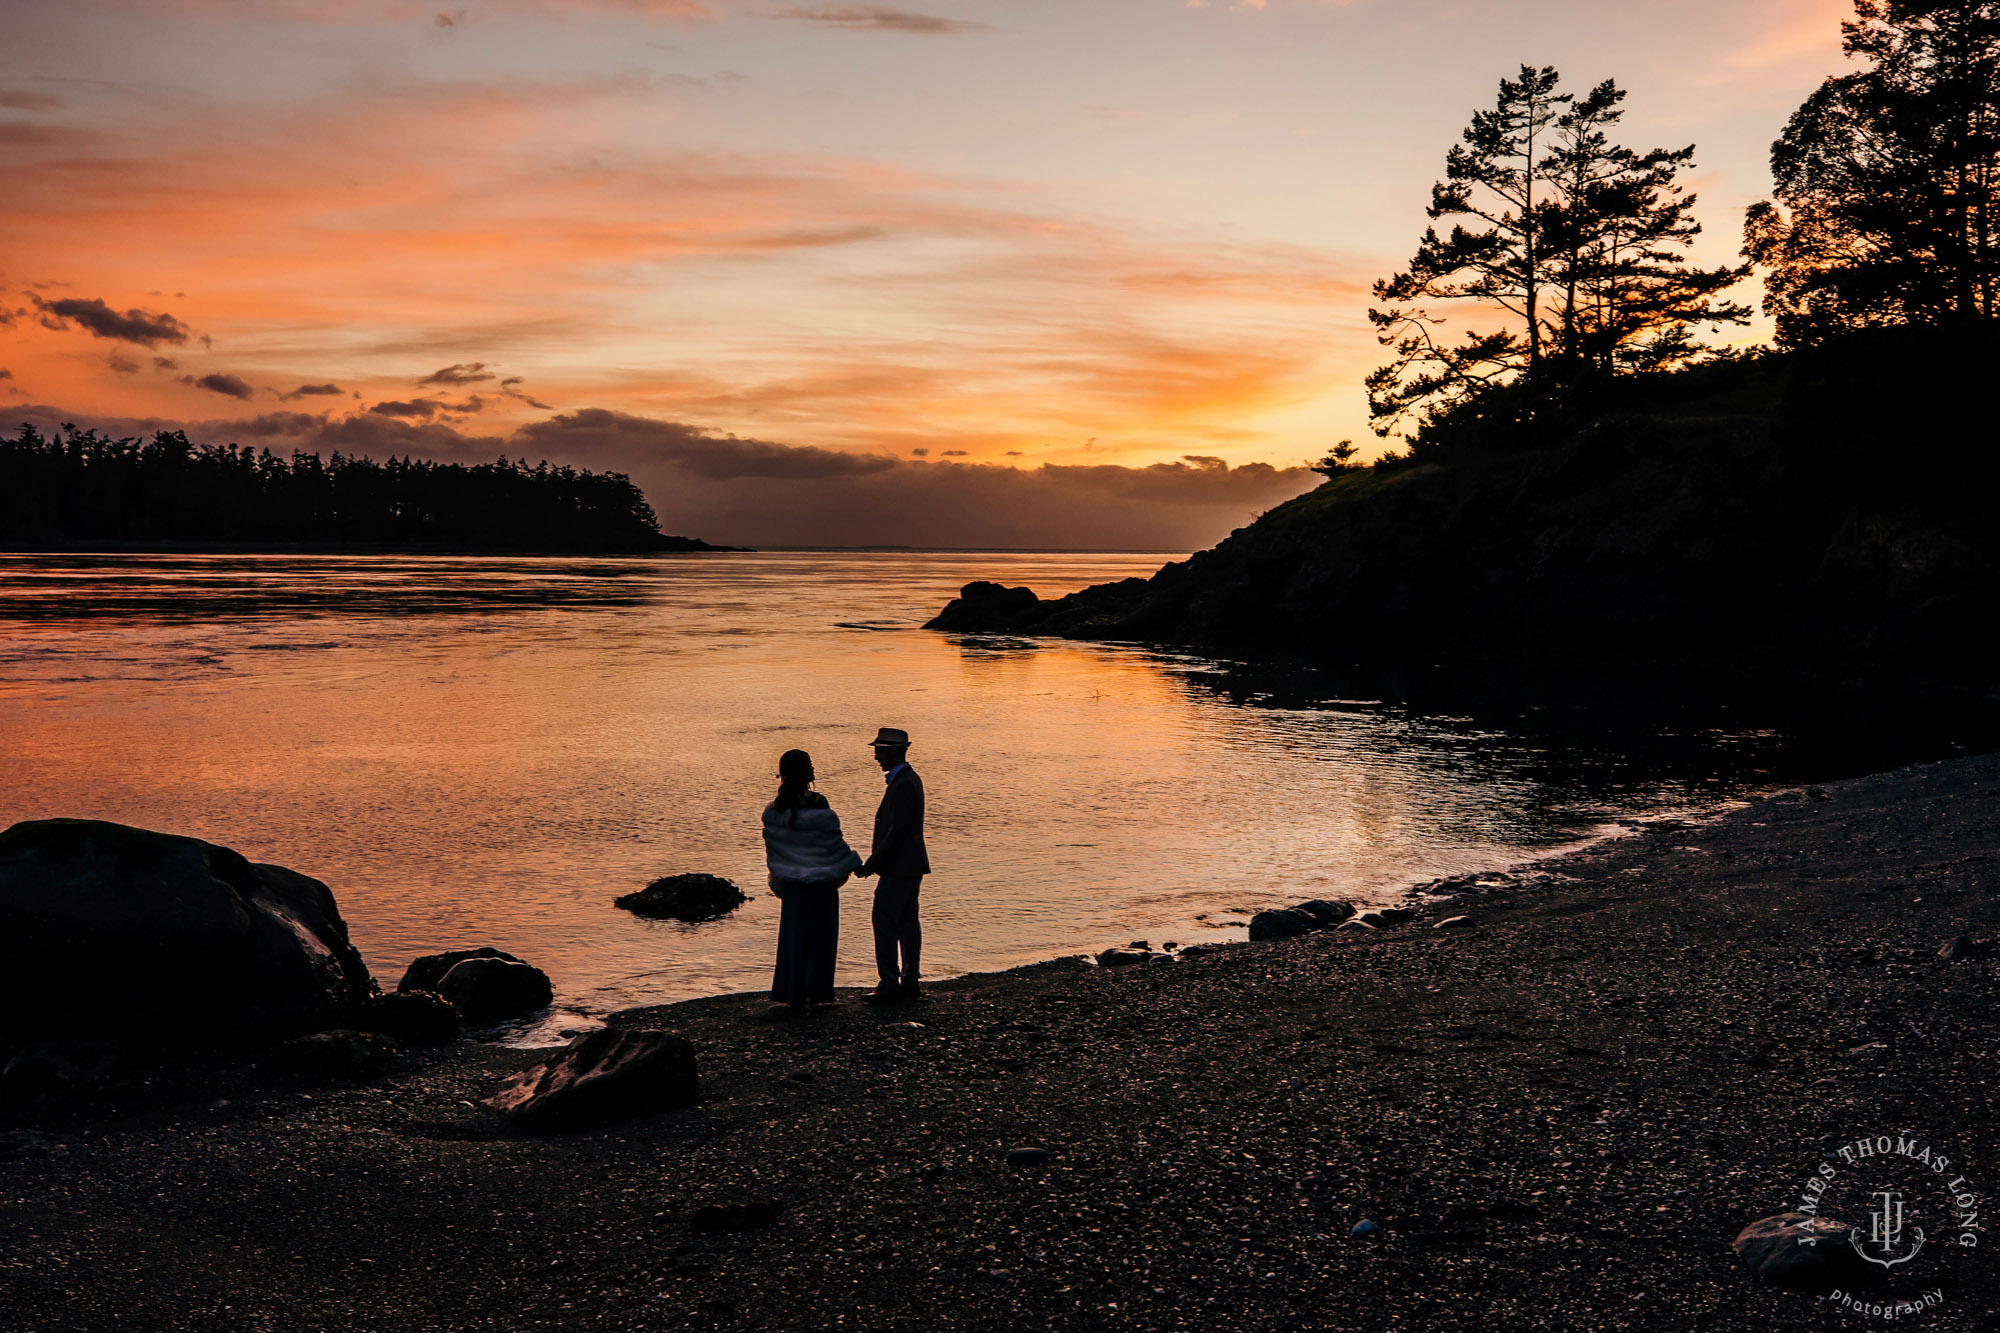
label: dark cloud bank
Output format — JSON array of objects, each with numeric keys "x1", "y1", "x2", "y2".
[{"x1": 8, "y1": 404, "x2": 1317, "y2": 549}]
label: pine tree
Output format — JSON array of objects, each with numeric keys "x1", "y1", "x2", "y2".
[
  {"x1": 1368, "y1": 66, "x2": 1569, "y2": 433},
  {"x1": 1745, "y1": 0, "x2": 2000, "y2": 344},
  {"x1": 1541, "y1": 81, "x2": 1750, "y2": 378},
  {"x1": 1368, "y1": 68, "x2": 1746, "y2": 436}
]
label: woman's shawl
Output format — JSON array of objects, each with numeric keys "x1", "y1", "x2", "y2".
[{"x1": 762, "y1": 792, "x2": 862, "y2": 885}]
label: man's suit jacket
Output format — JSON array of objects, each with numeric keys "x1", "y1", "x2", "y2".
[{"x1": 866, "y1": 763, "x2": 931, "y2": 878}]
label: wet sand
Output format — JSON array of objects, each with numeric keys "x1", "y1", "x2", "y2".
[{"x1": 3, "y1": 754, "x2": 1998, "y2": 1331}]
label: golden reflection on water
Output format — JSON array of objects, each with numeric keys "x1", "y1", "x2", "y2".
[{"x1": 0, "y1": 551, "x2": 1746, "y2": 1024}]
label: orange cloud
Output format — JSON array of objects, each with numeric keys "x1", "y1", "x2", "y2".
[{"x1": 0, "y1": 54, "x2": 1361, "y2": 466}]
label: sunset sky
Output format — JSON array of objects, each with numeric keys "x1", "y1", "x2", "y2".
[{"x1": 2, "y1": 0, "x2": 1855, "y2": 546}]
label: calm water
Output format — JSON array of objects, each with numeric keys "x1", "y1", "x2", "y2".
[{"x1": 0, "y1": 551, "x2": 1843, "y2": 1032}]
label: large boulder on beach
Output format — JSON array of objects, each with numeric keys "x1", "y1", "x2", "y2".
[
  {"x1": 398, "y1": 947, "x2": 552, "y2": 1023},
  {"x1": 1732, "y1": 1213, "x2": 1880, "y2": 1293},
  {"x1": 615, "y1": 874, "x2": 746, "y2": 922},
  {"x1": 484, "y1": 1026, "x2": 699, "y2": 1130},
  {"x1": 0, "y1": 819, "x2": 373, "y2": 1043}
]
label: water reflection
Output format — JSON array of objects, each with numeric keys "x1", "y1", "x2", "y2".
[{"x1": 1, "y1": 551, "x2": 1973, "y2": 1023}]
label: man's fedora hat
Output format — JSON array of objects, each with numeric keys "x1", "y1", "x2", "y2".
[{"x1": 871, "y1": 727, "x2": 911, "y2": 749}]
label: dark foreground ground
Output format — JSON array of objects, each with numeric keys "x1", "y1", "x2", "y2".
[{"x1": 4, "y1": 757, "x2": 1999, "y2": 1332}]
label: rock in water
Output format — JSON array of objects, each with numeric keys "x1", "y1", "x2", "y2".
[
  {"x1": 484, "y1": 1027, "x2": 699, "y2": 1130},
  {"x1": 1732, "y1": 1213, "x2": 1879, "y2": 1293},
  {"x1": 614, "y1": 874, "x2": 747, "y2": 922},
  {"x1": 1248, "y1": 909, "x2": 1318, "y2": 941},
  {"x1": 397, "y1": 947, "x2": 553, "y2": 1022},
  {"x1": 398, "y1": 946, "x2": 524, "y2": 993},
  {"x1": 438, "y1": 957, "x2": 553, "y2": 1023},
  {"x1": 922, "y1": 581, "x2": 1042, "y2": 632},
  {"x1": 0, "y1": 819, "x2": 373, "y2": 1043},
  {"x1": 1096, "y1": 947, "x2": 1149, "y2": 967}
]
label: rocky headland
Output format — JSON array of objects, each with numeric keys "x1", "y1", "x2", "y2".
[
  {"x1": 927, "y1": 329, "x2": 2000, "y2": 692},
  {"x1": 2, "y1": 752, "x2": 1996, "y2": 1330}
]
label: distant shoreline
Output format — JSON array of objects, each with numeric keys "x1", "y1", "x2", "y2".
[
  {"x1": 0, "y1": 539, "x2": 744, "y2": 557},
  {"x1": 0, "y1": 544, "x2": 1184, "y2": 557}
]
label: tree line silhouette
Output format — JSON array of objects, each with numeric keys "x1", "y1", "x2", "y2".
[
  {"x1": 0, "y1": 423, "x2": 710, "y2": 551},
  {"x1": 1354, "y1": 0, "x2": 2000, "y2": 456}
]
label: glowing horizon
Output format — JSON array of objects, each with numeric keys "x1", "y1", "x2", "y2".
[{"x1": 1, "y1": 0, "x2": 1855, "y2": 543}]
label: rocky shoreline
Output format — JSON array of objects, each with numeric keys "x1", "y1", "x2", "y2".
[{"x1": 4, "y1": 754, "x2": 1998, "y2": 1330}]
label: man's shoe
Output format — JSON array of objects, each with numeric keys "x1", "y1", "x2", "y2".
[
  {"x1": 863, "y1": 983, "x2": 901, "y2": 1004},
  {"x1": 900, "y1": 980, "x2": 925, "y2": 1001}
]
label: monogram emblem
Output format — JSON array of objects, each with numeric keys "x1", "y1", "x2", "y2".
[{"x1": 1850, "y1": 1189, "x2": 1926, "y2": 1269}]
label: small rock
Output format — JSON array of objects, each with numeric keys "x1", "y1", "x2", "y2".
[
  {"x1": 1247, "y1": 909, "x2": 1318, "y2": 941},
  {"x1": 1732, "y1": 1213, "x2": 1878, "y2": 1293},
  {"x1": 1127, "y1": 940, "x2": 1149, "y2": 950},
  {"x1": 689, "y1": 1201, "x2": 779, "y2": 1233},
  {"x1": 399, "y1": 947, "x2": 532, "y2": 994},
  {"x1": 356, "y1": 989, "x2": 460, "y2": 1044},
  {"x1": 430, "y1": 955, "x2": 554, "y2": 1023},
  {"x1": 1433, "y1": 915, "x2": 1474, "y2": 931},
  {"x1": 1337, "y1": 918, "x2": 1377, "y2": 932},
  {"x1": 484, "y1": 1026, "x2": 699, "y2": 1130},
  {"x1": 0, "y1": 1040, "x2": 126, "y2": 1100},
  {"x1": 614, "y1": 874, "x2": 747, "y2": 923},
  {"x1": 1161, "y1": 941, "x2": 1179, "y2": 951},
  {"x1": 1096, "y1": 948, "x2": 1148, "y2": 967},
  {"x1": 0, "y1": 1129, "x2": 66, "y2": 1161},
  {"x1": 1373, "y1": 907, "x2": 1417, "y2": 926},
  {"x1": 1938, "y1": 935, "x2": 1990, "y2": 962},
  {"x1": 272, "y1": 1029, "x2": 399, "y2": 1080},
  {"x1": 1350, "y1": 1218, "x2": 1382, "y2": 1238},
  {"x1": 1293, "y1": 899, "x2": 1356, "y2": 927},
  {"x1": 1006, "y1": 1146, "x2": 1049, "y2": 1166}
]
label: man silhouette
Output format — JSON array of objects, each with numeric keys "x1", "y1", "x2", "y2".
[{"x1": 856, "y1": 726, "x2": 928, "y2": 1002}]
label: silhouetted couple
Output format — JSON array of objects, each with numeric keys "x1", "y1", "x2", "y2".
[{"x1": 760, "y1": 727, "x2": 929, "y2": 1012}]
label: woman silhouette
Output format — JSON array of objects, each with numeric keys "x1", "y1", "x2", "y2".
[{"x1": 761, "y1": 748, "x2": 861, "y2": 1011}]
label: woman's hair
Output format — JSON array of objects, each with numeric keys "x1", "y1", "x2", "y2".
[{"x1": 773, "y1": 749, "x2": 815, "y2": 821}]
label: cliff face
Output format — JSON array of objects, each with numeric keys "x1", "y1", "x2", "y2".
[{"x1": 928, "y1": 330, "x2": 2000, "y2": 684}]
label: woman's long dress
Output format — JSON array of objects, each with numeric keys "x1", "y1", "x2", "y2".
[{"x1": 770, "y1": 878, "x2": 840, "y2": 1006}]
